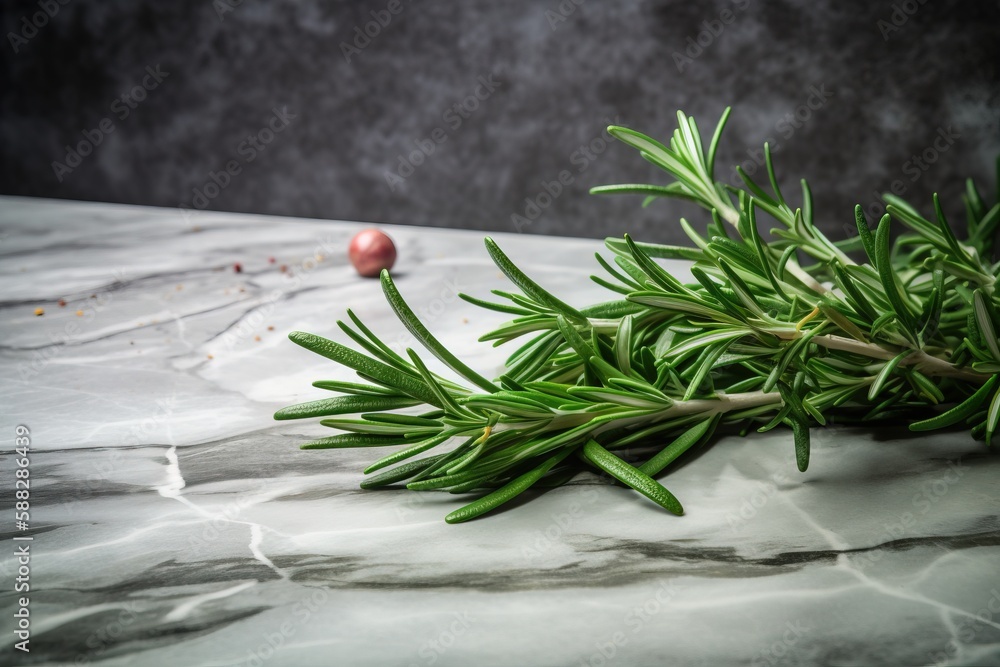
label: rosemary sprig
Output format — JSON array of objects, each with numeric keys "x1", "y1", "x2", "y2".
[{"x1": 276, "y1": 108, "x2": 1000, "y2": 523}]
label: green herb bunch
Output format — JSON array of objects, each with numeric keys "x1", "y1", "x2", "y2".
[{"x1": 275, "y1": 108, "x2": 1000, "y2": 523}]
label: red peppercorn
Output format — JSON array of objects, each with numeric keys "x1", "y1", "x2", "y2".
[{"x1": 349, "y1": 229, "x2": 397, "y2": 278}]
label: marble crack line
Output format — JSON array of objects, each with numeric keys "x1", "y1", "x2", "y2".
[
  {"x1": 10, "y1": 379, "x2": 155, "y2": 417},
  {"x1": 30, "y1": 601, "x2": 143, "y2": 638},
  {"x1": 839, "y1": 564, "x2": 1000, "y2": 656},
  {"x1": 157, "y1": 445, "x2": 185, "y2": 498},
  {"x1": 154, "y1": 442, "x2": 288, "y2": 582},
  {"x1": 906, "y1": 544, "x2": 981, "y2": 589},
  {"x1": 164, "y1": 495, "x2": 289, "y2": 581},
  {"x1": 838, "y1": 537, "x2": 1000, "y2": 642},
  {"x1": 775, "y1": 488, "x2": 1000, "y2": 641},
  {"x1": 163, "y1": 580, "x2": 257, "y2": 622},
  {"x1": 248, "y1": 524, "x2": 284, "y2": 580},
  {"x1": 198, "y1": 285, "x2": 323, "y2": 346},
  {"x1": 168, "y1": 307, "x2": 195, "y2": 351},
  {"x1": 0, "y1": 297, "x2": 262, "y2": 352},
  {"x1": 648, "y1": 581, "x2": 870, "y2": 611},
  {"x1": 55, "y1": 519, "x2": 208, "y2": 557},
  {"x1": 777, "y1": 489, "x2": 852, "y2": 552}
]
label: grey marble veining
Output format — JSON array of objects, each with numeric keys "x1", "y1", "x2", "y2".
[{"x1": 1, "y1": 196, "x2": 999, "y2": 667}]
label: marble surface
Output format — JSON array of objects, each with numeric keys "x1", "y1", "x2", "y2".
[{"x1": 1, "y1": 195, "x2": 999, "y2": 667}]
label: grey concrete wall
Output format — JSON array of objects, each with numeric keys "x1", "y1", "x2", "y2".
[{"x1": 2, "y1": 0, "x2": 998, "y2": 243}]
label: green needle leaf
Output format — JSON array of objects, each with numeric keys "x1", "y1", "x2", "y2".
[
  {"x1": 405, "y1": 348, "x2": 476, "y2": 419},
  {"x1": 868, "y1": 350, "x2": 913, "y2": 401},
  {"x1": 288, "y1": 331, "x2": 442, "y2": 407},
  {"x1": 360, "y1": 454, "x2": 447, "y2": 489},
  {"x1": 485, "y1": 238, "x2": 587, "y2": 323},
  {"x1": 300, "y1": 434, "x2": 412, "y2": 450},
  {"x1": 910, "y1": 375, "x2": 999, "y2": 431},
  {"x1": 615, "y1": 314, "x2": 634, "y2": 376},
  {"x1": 275, "y1": 395, "x2": 420, "y2": 420},
  {"x1": 986, "y1": 384, "x2": 1000, "y2": 446},
  {"x1": 791, "y1": 416, "x2": 811, "y2": 472},
  {"x1": 364, "y1": 433, "x2": 455, "y2": 473},
  {"x1": 381, "y1": 270, "x2": 500, "y2": 394},
  {"x1": 973, "y1": 290, "x2": 1000, "y2": 360},
  {"x1": 639, "y1": 417, "x2": 718, "y2": 476},
  {"x1": 444, "y1": 448, "x2": 574, "y2": 524},
  {"x1": 312, "y1": 380, "x2": 402, "y2": 396},
  {"x1": 706, "y1": 106, "x2": 732, "y2": 180},
  {"x1": 874, "y1": 214, "x2": 917, "y2": 335},
  {"x1": 747, "y1": 203, "x2": 790, "y2": 301},
  {"x1": 854, "y1": 205, "x2": 876, "y2": 265},
  {"x1": 590, "y1": 183, "x2": 701, "y2": 205},
  {"x1": 583, "y1": 439, "x2": 684, "y2": 515}
]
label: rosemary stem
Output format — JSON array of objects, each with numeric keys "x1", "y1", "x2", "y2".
[
  {"x1": 595, "y1": 391, "x2": 784, "y2": 434},
  {"x1": 785, "y1": 261, "x2": 831, "y2": 295},
  {"x1": 671, "y1": 389, "x2": 784, "y2": 416},
  {"x1": 810, "y1": 334, "x2": 989, "y2": 382}
]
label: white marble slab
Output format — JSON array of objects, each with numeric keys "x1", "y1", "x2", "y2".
[{"x1": 1, "y1": 196, "x2": 998, "y2": 667}]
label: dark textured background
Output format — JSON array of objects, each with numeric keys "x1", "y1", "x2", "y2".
[{"x1": 2, "y1": 0, "x2": 998, "y2": 243}]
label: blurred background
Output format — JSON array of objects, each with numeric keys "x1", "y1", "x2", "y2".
[{"x1": 1, "y1": 0, "x2": 998, "y2": 243}]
